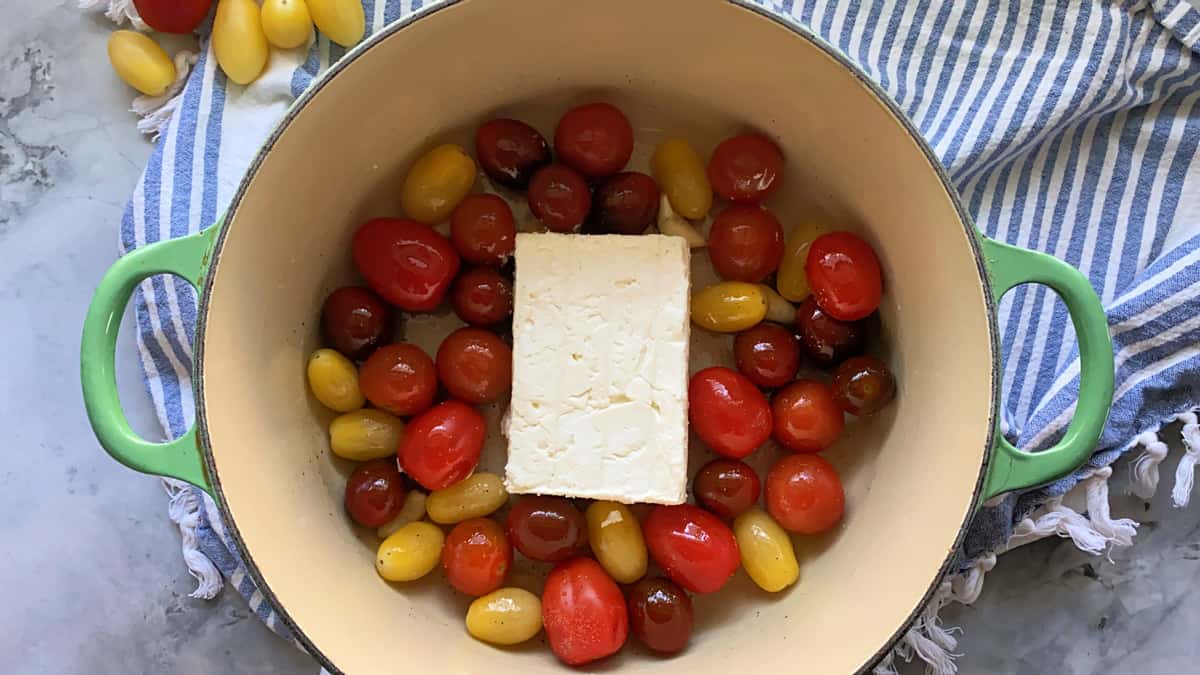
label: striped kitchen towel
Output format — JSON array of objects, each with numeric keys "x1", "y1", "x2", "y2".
[{"x1": 107, "y1": 0, "x2": 1200, "y2": 672}]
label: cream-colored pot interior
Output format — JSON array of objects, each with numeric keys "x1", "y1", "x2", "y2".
[{"x1": 198, "y1": 0, "x2": 996, "y2": 672}]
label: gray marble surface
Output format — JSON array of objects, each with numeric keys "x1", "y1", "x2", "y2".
[{"x1": 1, "y1": 2, "x2": 1197, "y2": 674}]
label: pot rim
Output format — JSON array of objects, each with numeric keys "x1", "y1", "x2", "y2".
[{"x1": 192, "y1": 2, "x2": 1000, "y2": 672}]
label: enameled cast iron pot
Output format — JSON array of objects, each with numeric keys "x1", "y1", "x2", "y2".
[{"x1": 81, "y1": 1, "x2": 1116, "y2": 672}]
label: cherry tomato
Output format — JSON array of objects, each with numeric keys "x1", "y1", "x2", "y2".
[
  {"x1": 506, "y1": 496, "x2": 586, "y2": 562},
  {"x1": 450, "y1": 194, "x2": 516, "y2": 265},
  {"x1": 707, "y1": 133, "x2": 784, "y2": 203},
  {"x1": 766, "y1": 454, "x2": 845, "y2": 534},
  {"x1": 398, "y1": 400, "x2": 486, "y2": 490},
  {"x1": 542, "y1": 557, "x2": 628, "y2": 666},
  {"x1": 353, "y1": 218, "x2": 461, "y2": 312},
  {"x1": 358, "y1": 343, "x2": 437, "y2": 416},
  {"x1": 441, "y1": 518, "x2": 512, "y2": 596},
  {"x1": 435, "y1": 327, "x2": 512, "y2": 404},
  {"x1": 475, "y1": 118, "x2": 551, "y2": 189},
  {"x1": 528, "y1": 164, "x2": 592, "y2": 232},
  {"x1": 795, "y1": 297, "x2": 866, "y2": 367},
  {"x1": 593, "y1": 171, "x2": 660, "y2": 235},
  {"x1": 833, "y1": 355, "x2": 896, "y2": 415},
  {"x1": 693, "y1": 458, "x2": 761, "y2": 519},
  {"x1": 772, "y1": 379, "x2": 844, "y2": 453},
  {"x1": 805, "y1": 231, "x2": 883, "y2": 321},
  {"x1": 708, "y1": 205, "x2": 785, "y2": 282},
  {"x1": 733, "y1": 323, "x2": 800, "y2": 389},
  {"x1": 344, "y1": 458, "x2": 406, "y2": 527},
  {"x1": 450, "y1": 267, "x2": 513, "y2": 327},
  {"x1": 687, "y1": 367, "x2": 772, "y2": 459},
  {"x1": 627, "y1": 577, "x2": 693, "y2": 654},
  {"x1": 643, "y1": 504, "x2": 740, "y2": 593},
  {"x1": 321, "y1": 286, "x2": 393, "y2": 361},
  {"x1": 553, "y1": 102, "x2": 634, "y2": 177},
  {"x1": 133, "y1": 0, "x2": 213, "y2": 33}
]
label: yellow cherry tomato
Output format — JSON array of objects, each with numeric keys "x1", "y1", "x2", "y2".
[
  {"x1": 307, "y1": 0, "x2": 366, "y2": 47},
  {"x1": 734, "y1": 508, "x2": 799, "y2": 592},
  {"x1": 585, "y1": 501, "x2": 647, "y2": 584},
  {"x1": 691, "y1": 281, "x2": 768, "y2": 332},
  {"x1": 328, "y1": 409, "x2": 403, "y2": 461},
  {"x1": 425, "y1": 473, "x2": 508, "y2": 524},
  {"x1": 261, "y1": 0, "x2": 314, "y2": 49},
  {"x1": 376, "y1": 521, "x2": 444, "y2": 582},
  {"x1": 107, "y1": 31, "x2": 176, "y2": 96},
  {"x1": 400, "y1": 144, "x2": 477, "y2": 225},
  {"x1": 466, "y1": 588, "x2": 543, "y2": 645},
  {"x1": 776, "y1": 221, "x2": 827, "y2": 302},
  {"x1": 213, "y1": 0, "x2": 270, "y2": 85},
  {"x1": 376, "y1": 490, "x2": 428, "y2": 539},
  {"x1": 306, "y1": 349, "x2": 364, "y2": 412},
  {"x1": 651, "y1": 139, "x2": 713, "y2": 220}
]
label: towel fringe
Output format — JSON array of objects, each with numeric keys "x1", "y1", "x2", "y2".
[
  {"x1": 131, "y1": 51, "x2": 199, "y2": 141},
  {"x1": 1130, "y1": 429, "x2": 1170, "y2": 499},
  {"x1": 1171, "y1": 411, "x2": 1200, "y2": 507},
  {"x1": 77, "y1": 0, "x2": 148, "y2": 30},
  {"x1": 163, "y1": 478, "x2": 223, "y2": 599}
]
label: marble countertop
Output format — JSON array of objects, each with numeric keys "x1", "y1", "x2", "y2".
[{"x1": 3, "y1": 2, "x2": 1196, "y2": 673}]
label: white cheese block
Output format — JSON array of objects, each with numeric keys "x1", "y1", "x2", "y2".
[{"x1": 504, "y1": 233, "x2": 690, "y2": 505}]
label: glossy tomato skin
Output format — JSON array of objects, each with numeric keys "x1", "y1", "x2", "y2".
[
  {"x1": 344, "y1": 458, "x2": 406, "y2": 527},
  {"x1": 805, "y1": 231, "x2": 883, "y2": 321},
  {"x1": 398, "y1": 400, "x2": 486, "y2": 490},
  {"x1": 643, "y1": 504, "x2": 740, "y2": 593},
  {"x1": 733, "y1": 322, "x2": 800, "y2": 389},
  {"x1": 435, "y1": 327, "x2": 512, "y2": 404},
  {"x1": 693, "y1": 458, "x2": 761, "y2": 519},
  {"x1": 708, "y1": 205, "x2": 785, "y2": 282},
  {"x1": 795, "y1": 297, "x2": 866, "y2": 367},
  {"x1": 353, "y1": 218, "x2": 461, "y2": 312},
  {"x1": 771, "y1": 379, "x2": 845, "y2": 453},
  {"x1": 687, "y1": 367, "x2": 772, "y2": 459},
  {"x1": 528, "y1": 164, "x2": 592, "y2": 232},
  {"x1": 450, "y1": 267, "x2": 513, "y2": 326},
  {"x1": 833, "y1": 355, "x2": 896, "y2": 415},
  {"x1": 134, "y1": 0, "x2": 213, "y2": 33},
  {"x1": 449, "y1": 194, "x2": 516, "y2": 265},
  {"x1": 506, "y1": 496, "x2": 586, "y2": 562},
  {"x1": 707, "y1": 133, "x2": 784, "y2": 203},
  {"x1": 554, "y1": 102, "x2": 634, "y2": 177},
  {"x1": 542, "y1": 557, "x2": 629, "y2": 666},
  {"x1": 475, "y1": 118, "x2": 551, "y2": 189},
  {"x1": 766, "y1": 454, "x2": 845, "y2": 534},
  {"x1": 358, "y1": 343, "x2": 437, "y2": 416},
  {"x1": 321, "y1": 286, "x2": 393, "y2": 361},
  {"x1": 593, "y1": 171, "x2": 660, "y2": 234},
  {"x1": 441, "y1": 518, "x2": 512, "y2": 596},
  {"x1": 627, "y1": 577, "x2": 694, "y2": 654}
]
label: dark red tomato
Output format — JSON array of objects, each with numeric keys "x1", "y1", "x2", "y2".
[
  {"x1": 475, "y1": 118, "x2": 551, "y2": 189},
  {"x1": 687, "y1": 367, "x2": 772, "y2": 459},
  {"x1": 528, "y1": 164, "x2": 592, "y2": 232},
  {"x1": 321, "y1": 286, "x2": 393, "y2": 361},
  {"x1": 628, "y1": 577, "x2": 693, "y2": 654},
  {"x1": 450, "y1": 267, "x2": 513, "y2": 326},
  {"x1": 707, "y1": 133, "x2": 784, "y2": 203},
  {"x1": 795, "y1": 297, "x2": 866, "y2": 367},
  {"x1": 435, "y1": 327, "x2": 512, "y2": 404},
  {"x1": 643, "y1": 504, "x2": 740, "y2": 593},
  {"x1": 733, "y1": 323, "x2": 800, "y2": 389},
  {"x1": 554, "y1": 102, "x2": 634, "y2": 177},
  {"x1": 771, "y1": 379, "x2": 845, "y2": 453},
  {"x1": 441, "y1": 518, "x2": 512, "y2": 596},
  {"x1": 449, "y1": 194, "x2": 516, "y2": 265},
  {"x1": 766, "y1": 454, "x2": 845, "y2": 534},
  {"x1": 833, "y1": 355, "x2": 896, "y2": 415},
  {"x1": 358, "y1": 343, "x2": 437, "y2": 416},
  {"x1": 133, "y1": 0, "x2": 212, "y2": 33},
  {"x1": 542, "y1": 557, "x2": 629, "y2": 666},
  {"x1": 506, "y1": 496, "x2": 586, "y2": 562},
  {"x1": 397, "y1": 401, "x2": 486, "y2": 490},
  {"x1": 708, "y1": 205, "x2": 785, "y2": 282},
  {"x1": 344, "y1": 458, "x2": 405, "y2": 528},
  {"x1": 693, "y1": 458, "x2": 761, "y2": 519},
  {"x1": 593, "y1": 171, "x2": 660, "y2": 234},
  {"x1": 353, "y1": 218, "x2": 461, "y2": 312},
  {"x1": 805, "y1": 231, "x2": 883, "y2": 321}
]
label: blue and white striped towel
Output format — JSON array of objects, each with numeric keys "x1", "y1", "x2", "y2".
[{"x1": 117, "y1": 0, "x2": 1200, "y2": 668}]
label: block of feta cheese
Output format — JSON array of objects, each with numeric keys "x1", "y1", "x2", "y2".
[{"x1": 504, "y1": 232, "x2": 690, "y2": 505}]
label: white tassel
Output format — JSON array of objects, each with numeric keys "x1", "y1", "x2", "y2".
[
  {"x1": 1130, "y1": 430, "x2": 1169, "y2": 499},
  {"x1": 883, "y1": 581, "x2": 960, "y2": 675},
  {"x1": 132, "y1": 51, "x2": 199, "y2": 141},
  {"x1": 1171, "y1": 411, "x2": 1200, "y2": 507},
  {"x1": 1082, "y1": 466, "x2": 1138, "y2": 549},
  {"x1": 163, "y1": 478, "x2": 223, "y2": 599},
  {"x1": 77, "y1": 0, "x2": 149, "y2": 30},
  {"x1": 949, "y1": 553, "x2": 996, "y2": 605}
]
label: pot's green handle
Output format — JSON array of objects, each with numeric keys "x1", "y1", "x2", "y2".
[
  {"x1": 80, "y1": 227, "x2": 217, "y2": 495},
  {"x1": 979, "y1": 238, "x2": 1114, "y2": 502}
]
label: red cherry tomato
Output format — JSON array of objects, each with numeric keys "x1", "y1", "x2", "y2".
[
  {"x1": 133, "y1": 0, "x2": 213, "y2": 33},
  {"x1": 506, "y1": 496, "x2": 586, "y2": 562},
  {"x1": 449, "y1": 194, "x2": 516, "y2": 265},
  {"x1": 397, "y1": 400, "x2": 486, "y2": 490},
  {"x1": 805, "y1": 231, "x2": 883, "y2": 321},
  {"x1": 692, "y1": 458, "x2": 761, "y2": 519},
  {"x1": 733, "y1": 323, "x2": 800, "y2": 389},
  {"x1": 344, "y1": 458, "x2": 406, "y2": 527},
  {"x1": 358, "y1": 343, "x2": 437, "y2": 416},
  {"x1": 766, "y1": 454, "x2": 845, "y2": 534},
  {"x1": 627, "y1": 577, "x2": 693, "y2": 654},
  {"x1": 707, "y1": 133, "x2": 784, "y2": 203},
  {"x1": 832, "y1": 355, "x2": 897, "y2": 415},
  {"x1": 321, "y1": 286, "x2": 393, "y2": 361},
  {"x1": 593, "y1": 171, "x2": 660, "y2": 234},
  {"x1": 643, "y1": 504, "x2": 740, "y2": 593},
  {"x1": 353, "y1": 218, "x2": 461, "y2": 312},
  {"x1": 794, "y1": 297, "x2": 866, "y2": 367},
  {"x1": 708, "y1": 205, "x2": 785, "y2": 282},
  {"x1": 475, "y1": 118, "x2": 551, "y2": 189},
  {"x1": 441, "y1": 518, "x2": 512, "y2": 596},
  {"x1": 542, "y1": 557, "x2": 629, "y2": 666},
  {"x1": 450, "y1": 267, "x2": 513, "y2": 326},
  {"x1": 687, "y1": 367, "x2": 772, "y2": 459},
  {"x1": 528, "y1": 164, "x2": 592, "y2": 232},
  {"x1": 435, "y1": 327, "x2": 512, "y2": 404},
  {"x1": 771, "y1": 379, "x2": 845, "y2": 453},
  {"x1": 553, "y1": 102, "x2": 634, "y2": 177}
]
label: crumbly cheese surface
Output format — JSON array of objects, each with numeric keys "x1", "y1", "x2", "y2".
[{"x1": 504, "y1": 233, "x2": 690, "y2": 505}]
